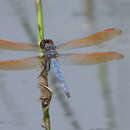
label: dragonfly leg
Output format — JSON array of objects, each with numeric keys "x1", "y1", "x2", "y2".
[
  {"x1": 39, "y1": 58, "x2": 50, "y2": 78},
  {"x1": 39, "y1": 60, "x2": 47, "y2": 77},
  {"x1": 46, "y1": 59, "x2": 51, "y2": 72}
]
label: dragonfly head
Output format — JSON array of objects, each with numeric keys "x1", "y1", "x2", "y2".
[
  {"x1": 40, "y1": 39, "x2": 57, "y2": 56},
  {"x1": 40, "y1": 39, "x2": 54, "y2": 49}
]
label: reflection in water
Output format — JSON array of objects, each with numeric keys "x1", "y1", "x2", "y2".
[
  {"x1": 1, "y1": 1, "x2": 34, "y2": 128},
  {"x1": 0, "y1": 73, "x2": 25, "y2": 128},
  {"x1": 6, "y1": 0, "x2": 36, "y2": 43},
  {"x1": 82, "y1": 0, "x2": 117, "y2": 129},
  {"x1": 98, "y1": 64, "x2": 117, "y2": 130},
  {"x1": 50, "y1": 72, "x2": 83, "y2": 130},
  {"x1": 84, "y1": 0, "x2": 96, "y2": 27}
]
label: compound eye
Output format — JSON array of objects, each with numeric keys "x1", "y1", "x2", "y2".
[{"x1": 40, "y1": 40, "x2": 45, "y2": 49}]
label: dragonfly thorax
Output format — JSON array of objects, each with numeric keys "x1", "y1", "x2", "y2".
[{"x1": 40, "y1": 39, "x2": 57, "y2": 57}]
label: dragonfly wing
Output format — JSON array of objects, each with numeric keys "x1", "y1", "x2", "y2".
[
  {"x1": 51, "y1": 58, "x2": 70, "y2": 98},
  {"x1": 57, "y1": 52, "x2": 124, "y2": 65},
  {"x1": 0, "y1": 39, "x2": 38, "y2": 51},
  {"x1": 0, "y1": 56, "x2": 39, "y2": 70},
  {"x1": 57, "y1": 28, "x2": 122, "y2": 51}
]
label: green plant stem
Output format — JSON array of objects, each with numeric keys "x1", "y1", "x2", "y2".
[
  {"x1": 35, "y1": 0, "x2": 51, "y2": 130},
  {"x1": 35, "y1": 0, "x2": 44, "y2": 56}
]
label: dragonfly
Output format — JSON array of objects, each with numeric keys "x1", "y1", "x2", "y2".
[{"x1": 0, "y1": 28, "x2": 124, "y2": 97}]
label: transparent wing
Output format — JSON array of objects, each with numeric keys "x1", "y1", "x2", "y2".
[
  {"x1": 57, "y1": 52, "x2": 124, "y2": 65},
  {"x1": 57, "y1": 28, "x2": 122, "y2": 51},
  {"x1": 0, "y1": 39, "x2": 38, "y2": 51},
  {"x1": 0, "y1": 56, "x2": 39, "y2": 70}
]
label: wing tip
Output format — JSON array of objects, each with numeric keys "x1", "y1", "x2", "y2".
[
  {"x1": 105, "y1": 28, "x2": 122, "y2": 35},
  {"x1": 111, "y1": 52, "x2": 124, "y2": 60}
]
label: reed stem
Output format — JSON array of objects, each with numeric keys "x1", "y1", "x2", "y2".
[{"x1": 35, "y1": 0, "x2": 52, "y2": 130}]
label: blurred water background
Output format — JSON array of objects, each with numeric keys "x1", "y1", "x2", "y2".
[{"x1": 0, "y1": 0, "x2": 129, "y2": 130}]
